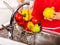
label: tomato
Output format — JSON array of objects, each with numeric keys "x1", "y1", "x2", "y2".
[
  {"x1": 15, "y1": 13, "x2": 23, "y2": 22},
  {"x1": 17, "y1": 21, "x2": 25, "y2": 27},
  {"x1": 31, "y1": 17, "x2": 39, "y2": 24}
]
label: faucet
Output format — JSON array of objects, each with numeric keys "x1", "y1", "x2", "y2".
[{"x1": 2, "y1": 2, "x2": 30, "y2": 40}]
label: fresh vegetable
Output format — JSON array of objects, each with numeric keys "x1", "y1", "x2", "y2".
[
  {"x1": 15, "y1": 13, "x2": 23, "y2": 22},
  {"x1": 31, "y1": 17, "x2": 39, "y2": 24},
  {"x1": 17, "y1": 21, "x2": 25, "y2": 27},
  {"x1": 22, "y1": 9, "x2": 33, "y2": 21},
  {"x1": 27, "y1": 21, "x2": 34, "y2": 30},
  {"x1": 43, "y1": 7, "x2": 55, "y2": 18},
  {"x1": 22, "y1": 9, "x2": 29, "y2": 21},
  {"x1": 32, "y1": 24, "x2": 40, "y2": 33},
  {"x1": 28, "y1": 10, "x2": 33, "y2": 20}
]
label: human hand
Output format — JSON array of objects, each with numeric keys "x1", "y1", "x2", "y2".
[
  {"x1": 44, "y1": 16, "x2": 54, "y2": 21},
  {"x1": 44, "y1": 12, "x2": 60, "y2": 21},
  {"x1": 43, "y1": 7, "x2": 55, "y2": 21},
  {"x1": 53, "y1": 12, "x2": 60, "y2": 20},
  {"x1": 44, "y1": 7, "x2": 60, "y2": 21}
]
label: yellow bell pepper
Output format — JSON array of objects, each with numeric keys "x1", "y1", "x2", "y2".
[
  {"x1": 43, "y1": 7, "x2": 55, "y2": 18},
  {"x1": 22, "y1": 9, "x2": 33, "y2": 21},
  {"x1": 27, "y1": 21, "x2": 34, "y2": 30},
  {"x1": 22, "y1": 9, "x2": 29, "y2": 21},
  {"x1": 32, "y1": 24, "x2": 40, "y2": 33},
  {"x1": 28, "y1": 10, "x2": 33, "y2": 20}
]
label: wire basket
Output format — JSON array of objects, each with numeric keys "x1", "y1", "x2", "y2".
[{"x1": 15, "y1": 24, "x2": 42, "y2": 45}]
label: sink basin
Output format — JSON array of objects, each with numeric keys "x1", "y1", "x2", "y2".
[{"x1": 0, "y1": 37, "x2": 27, "y2": 45}]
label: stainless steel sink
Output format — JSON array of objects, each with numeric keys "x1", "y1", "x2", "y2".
[
  {"x1": 0, "y1": 37, "x2": 27, "y2": 45},
  {"x1": 0, "y1": 27, "x2": 60, "y2": 45}
]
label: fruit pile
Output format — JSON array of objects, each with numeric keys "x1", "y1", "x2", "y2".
[{"x1": 15, "y1": 9, "x2": 41, "y2": 33}]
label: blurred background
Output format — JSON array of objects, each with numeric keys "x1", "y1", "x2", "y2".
[{"x1": 0, "y1": 0, "x2": 18, "y2": 28}]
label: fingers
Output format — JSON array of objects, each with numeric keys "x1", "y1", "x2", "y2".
[
  {"x1": 52, "y1": 12, "x2": 58, "y2": 19},
  {"x1": 53, "y1": 15, "x2": 56, "y2": 19},
  {"x1": 47, "y1": 18, "x2": 52, "y2": 21},
  {"x1": 44, "y1": 7, "x2": 60, "y2": 20},
  {"x1": 44, "y1": 17, "x2": 53, "y2": 21},
  {"x1": 52, "y1": 12, "x2": 60, "y2": 20},
  {"x1": 54, "y1": 12, "x2": 60, "y2": 15}
]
